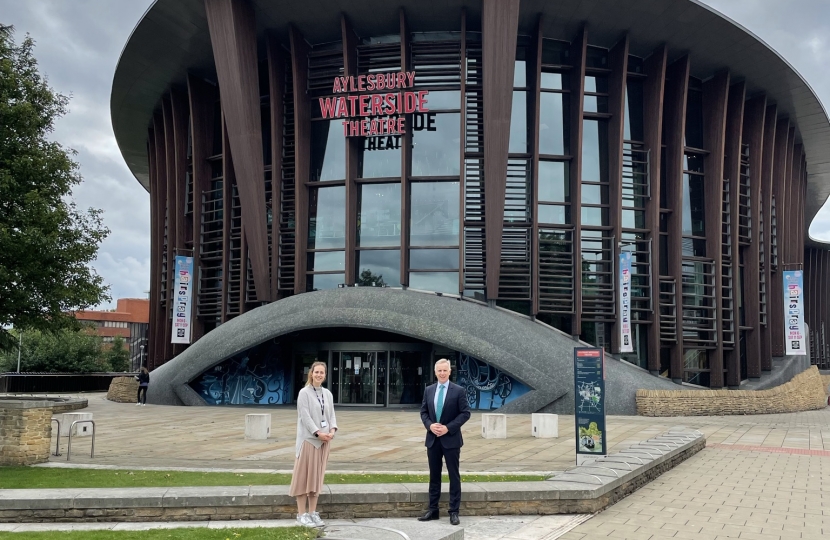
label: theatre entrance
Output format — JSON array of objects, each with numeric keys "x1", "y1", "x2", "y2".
[{"x1": 293, "y1": 341, "x2": 441, "y2": 406}]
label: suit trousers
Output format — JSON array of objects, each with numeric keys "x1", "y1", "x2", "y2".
[{"x1": 427, "y1": 443, "x2": 461, "y2": 513}]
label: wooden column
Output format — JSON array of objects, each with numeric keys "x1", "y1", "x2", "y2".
[
  {"x1": 738, "y1": 95, "x2": 766, "y2": 387},
  {"x1": 643, "y1": 45, "x2": 667, "y2": 374},
  {"x1": 769, "y1": 118, "x2": 790, "y2": 359},
  {"x1": 702, "y1": 70, "x2": 730, "y2": 388},
  {"x1": 530, "y1": 16, "x2": 543, "y2": 315},
  {"x1": 186, "y1": 75, "x2": 218, "y2": 343},
  {"x1": 569, "y1": 27, "x2": 588, "y2": 333},
  {"x1": 204, "y1": 0, "x2": 272, "y2": 302},
  {"x1": 400, "y1": 9, "x2": 412, "y2": 286},
  {"x1": 458, "y1": 10, "x2": 467, "y2": 293},
  {"x1": 147, "y1": 128, "x2": 160, "y2": 370},
  {"x1": 161, "y1": 100, "x2": 176, "y2": 361},
  {"x1": 290, "y1": 26, "x2": 311, "y2": 294},
  {"x1": 662, "y1": 56, "x2": 690, "y2": 383},
  {"x1": 481, "y1": 0, "x2": 521, "y2": 300},
  {"x1": 781, "y1": 129, "x2": 795, "y2": 266},
  {"x1": 608, "y1": 35, "x2": 629, "y2": 353},
  {"x1": 220, "y1": 119, "x2": 233, "y2": 322},
  {"x1": 723, "y1": 80, "x2": 745, "y2": 388},
  {"x1": 789, "y1": 144, "x2": 803, "y2": 266},
  {"x1": 341, "y1": 17, "x2": 359, "y2": 286},
  {"x1": 266, "y1": 35, "x2": 285, "y2": 300},
  {"x1": 151, "y1": 113, "x2": 169, "y2": 368},
  {"x1": 171, "y1": 91, "x2": 190, "y2": 250},
  {"x1": 758, "y1": 105, "x2": 777, "y2": 375}
]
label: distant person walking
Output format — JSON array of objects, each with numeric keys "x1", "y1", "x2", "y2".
[
  {"x1": 135, "y1": 367, "x2": 149, "y2": 406},
  {"x1": 289, "y1": 361, "x2": 338, "y2": 528}
]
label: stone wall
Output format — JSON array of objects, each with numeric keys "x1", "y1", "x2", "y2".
[
  {"x1": 107, "y1": 377, "x2": 139, "y2": 403},
  {"x1": 0, "y1": 401, "x2": 54, "y2": 466},
  {"x1": 637, "y1": 366, "x2": 828, "y2": 416}
]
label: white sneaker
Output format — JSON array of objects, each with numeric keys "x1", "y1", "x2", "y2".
[
  {"x1": 310, "y1": 511, "x2": 324, "y2": 527},
  {"x1": 142, "y1": 403, "x2": 146, "y2": 406},
  {"x1": 296, "y1": 513, "x2": 313, "y2": 527},
  {"x1": 135, "y1": 402, "x2": 140, "y2": 406}
]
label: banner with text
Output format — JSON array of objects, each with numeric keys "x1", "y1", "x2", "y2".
[
  {"x1": 574, "y1": 347, "x2": 607, "y2": 458},
  {"x1": 171, "y1": 256, "x2": 194, "y2": 345},
  {"x1": 783, "y1": 270, "x2": 806, "y2": 356},
  {"x1": 619, "y1": 252, "x2": 633, "y2": 353}
]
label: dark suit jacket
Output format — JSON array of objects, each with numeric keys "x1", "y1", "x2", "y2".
[{"x1": 420, "y1": 381, "x2": 471, "y2": 449}]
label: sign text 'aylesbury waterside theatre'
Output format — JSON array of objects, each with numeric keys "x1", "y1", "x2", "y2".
[{"x1": 319, "y1": 71, "x2": 430, "y2": 148}]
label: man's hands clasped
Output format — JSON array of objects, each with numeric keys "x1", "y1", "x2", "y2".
[{"x1": 429, "y1": 423, "x2": 449, "y2": 437}]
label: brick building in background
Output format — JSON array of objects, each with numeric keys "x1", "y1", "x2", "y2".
[{"x1": 75, "y1": 299, "x2": 149, "y2": 371}]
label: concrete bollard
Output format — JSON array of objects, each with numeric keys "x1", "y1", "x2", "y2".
[
  {"x1": 61, "y1": 412, "x2": 93, "y2": 437},
  {"x1": 481, "y1": 413, "x2": 507, "y2": 439},
  {"x1": 245, "y1": 413, "x2": 271, "y2": 440},
  {"x1": 531, "y1": 413, "x2": 558, "y2": 438}
]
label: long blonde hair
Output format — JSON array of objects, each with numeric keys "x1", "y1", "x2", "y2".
[{"x1": 305, "y1": 361, "x2": 327, "y2": 387}]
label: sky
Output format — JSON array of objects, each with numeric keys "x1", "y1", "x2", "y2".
[{"x1": 1, "y1": 0, "x2": 830, "y2": 309}]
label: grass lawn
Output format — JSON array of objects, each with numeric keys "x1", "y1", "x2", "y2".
[
  {"x1": 0, "y1": 528, "x2": 318, "y2": 540},
  {"x1": 0, "y1": 467, "x2": 546, "y2": 489}
]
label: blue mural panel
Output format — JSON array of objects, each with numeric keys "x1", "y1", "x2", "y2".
[
  {"x1": 189, "y1": 341, "x2": 292, "y2": 405},
  {"x1": 455, "y1": 353, "x2": 530, "y2": 410}
]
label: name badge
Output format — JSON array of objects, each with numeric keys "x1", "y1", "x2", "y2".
[{"x1": 321, "y1": 420, "x2": 328, "y2": 428}]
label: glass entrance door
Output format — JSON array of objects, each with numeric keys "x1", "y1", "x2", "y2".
[
  {"x1": 339, "y1": 352, "x2": 377, "y2": 404},
  {"x1": 388, "y1": 351, "x2": 428, "y2": 405}
]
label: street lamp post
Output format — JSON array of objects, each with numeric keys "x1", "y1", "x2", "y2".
[{"x1": 16, "y1": 331, "x2": 22, "y2": 373}]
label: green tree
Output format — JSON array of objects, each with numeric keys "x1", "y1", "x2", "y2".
[
  {"x1": 0, "y1": 326, "x2": 108, "y2": 373},
  {"x1": 357, "y1": 269, "x2": 386, "y2": 287},
  {"x1": 0, "y1": 25, "x2": 110, "y2": 353},
  {"x1": 105, "y1": 335, "x2": 130, "y2": 372}
]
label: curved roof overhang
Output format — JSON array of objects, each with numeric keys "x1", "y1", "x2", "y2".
[
  {"x1": 112, "y1": 0, "x2": 830, "y2": 246},
  {"x1": 145, "y1": 288, "x2": 682, "y2": 414}
]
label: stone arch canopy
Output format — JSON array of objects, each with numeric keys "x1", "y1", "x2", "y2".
[{"x1": 147, "y1": 288, "x2": 681, "y2": 413}]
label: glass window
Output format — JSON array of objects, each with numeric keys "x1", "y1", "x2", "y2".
[
  {"x1": 356, "y1": 249, "x2": 401, "y2": 287},
  {"x1": 307, "y1": 273, "x2": 345, "y2": 291},
  {"x1": 539, "y1": 92, "x2": 568, "y2": 155},
  {"x1": 410, "y1": 249, "x2": 459, "y2": 270},
  {"x1": 424, "y1": 91, "x2": 460, "y2": 111},
  {"x1": 583, "y1": 94, "x2": 608, "y2": 114},
  {"x1": 513, "y1": 59, "x2": 527, "y2": 88},
  {"x1": 624, "y1": 79, "x2": 644, "y2": 141},
  {"x1": 358, "y1": 183, "x2": 401, "y2": 247},
  {"x1": 359, "y1": 135, "x2": 401, "y2": 179},
  {"x1": 308, "y1": 186, "x2": 346, "y2": 249},
  {"x1": 410, "y1": 181, "x2": 460, "y2": 247},
  {"x1": 412, "y1": 113, "x2": 461, "y2": 176},
  {"x1": 581, "y1": 184, "x2": 608, "y2": 205},
  {"x1": 541, "y1": 39, "x2": 569, "y2": 65},
  {"x1": 541, "y1": 72, "x2": 567, "y2": 90},
  {"x1": 582, "y1": 119, "x2": 608, "y2": 183},
  {"x1": 538, "y1": 161, "x2": 569, "y2": 203},
  {"x1": 409, "y1": 272, "x2": 459, "y2": 294},
  {"x1": 538, "y1": 204, "x2": 570, "y2": 225},
  {"x1": 622, "y1": 209, "x2": 646, "y2": 230},
  {"x1": 307, "y1": 251, "x2": 345, "y2": 272},
  {"x1": 681, "y1": 173, "x2": 706, "y2": 237},
  {"x1": 585, "y1": 46, "x2": 608, "y2": 69},
  {"x1": 311, "y1": 121, "x2": 346, "y2": 181},
  {"x1": 584, "y1": 76, "x2": 608, "y2": 94},
  {"x1": 581, "y1": 206, "x2": 608, "y2": 226},
  {"x1": 509, "y1": 91, "x2": 528, "y2": 154},
  {"x1": 685, "y1": 81, "x2": 704, "y2": 149}
]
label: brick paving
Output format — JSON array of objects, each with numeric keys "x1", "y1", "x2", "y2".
[{"x1": 20, "y1": 393, "x2": 830, "y2": 538}]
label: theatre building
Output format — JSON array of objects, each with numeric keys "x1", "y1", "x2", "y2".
[{"x1": 111, "y1": 0, "x2": 830, "y2": 412}]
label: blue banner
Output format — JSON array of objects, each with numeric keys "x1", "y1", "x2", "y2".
[
  {"x1": 574, "y1": 347, "x2": 607, "y2": 458},
  {"x1": 783, "y1": 270, "x2": 806, "y2": 356}
]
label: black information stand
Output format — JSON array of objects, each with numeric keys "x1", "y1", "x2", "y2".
[{"x1": 573, "y1": 347, "x2": 607, "y2": 464}]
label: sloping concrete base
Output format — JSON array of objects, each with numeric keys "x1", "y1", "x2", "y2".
[{"x1": 324, "y1": 519, "x2": 463, "y2": 540}]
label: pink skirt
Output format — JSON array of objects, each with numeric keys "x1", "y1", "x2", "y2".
[{"x1": 288, "y1": 441, "x2": 331, "y2": 497}]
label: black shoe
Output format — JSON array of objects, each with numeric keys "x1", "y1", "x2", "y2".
[
  {"x1": 417, "y1": 510, "x2": 439, "y2": 522},
  {"x1": 449, "y1": 512, "x2": 460, "y2": 526}
]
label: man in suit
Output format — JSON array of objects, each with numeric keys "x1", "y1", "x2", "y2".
[{"x1": 418, "y1": 358, "x2": 471, "y2": 526}]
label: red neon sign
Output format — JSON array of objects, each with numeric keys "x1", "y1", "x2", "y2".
[{"x1": 318, "y1": 71, "x2": 429, "y2": 138}]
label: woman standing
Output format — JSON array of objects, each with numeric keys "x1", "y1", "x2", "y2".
[
  {"x1": 135, "y1": 367, "x2": 150, "y2": 406},
  {"x1": 289, "y1": 361, "x2": 337, "y2": 527}
]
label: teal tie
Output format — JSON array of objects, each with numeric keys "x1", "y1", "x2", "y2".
[{"x1": 436, "y1": 385, "x2": 445, "y2": 422}]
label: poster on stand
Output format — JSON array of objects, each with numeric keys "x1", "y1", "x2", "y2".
[
  {"x1": 783, "y1": 270, "x2": 806, "y2": 355},
  {"x1": 574, "y1": 348, "x2": 607, "y2": 460},
  {"x1": 619, "y1": 252, "x2": 633, "y2": 353},
  {"x1": 171, "y1": 256, "x2": 194, "y2": 345}
]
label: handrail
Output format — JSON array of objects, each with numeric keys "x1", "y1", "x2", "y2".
[
  {"x1": 50, "y1": 418, "x2": 62, "y2": 456},
  {"x1": 66, "y1": 420, "x2": 95, "y2": 461}
]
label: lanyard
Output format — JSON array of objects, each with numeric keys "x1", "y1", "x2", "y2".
[{"x1": 313, "y1": 386, "x2": 325, "y2": 417}]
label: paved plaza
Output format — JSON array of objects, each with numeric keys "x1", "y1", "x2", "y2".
[{"x1": 11, "y1": 394, "x2": 830, "y2": 538}]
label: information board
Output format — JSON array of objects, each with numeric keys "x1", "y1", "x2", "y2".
[{"x1": 574, "y1": 347, "x2": 607, "y2": 459}]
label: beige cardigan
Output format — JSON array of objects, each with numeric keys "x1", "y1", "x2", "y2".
[{"x1": 295, "y1": 385, "x2": 338, "y2": 457}]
